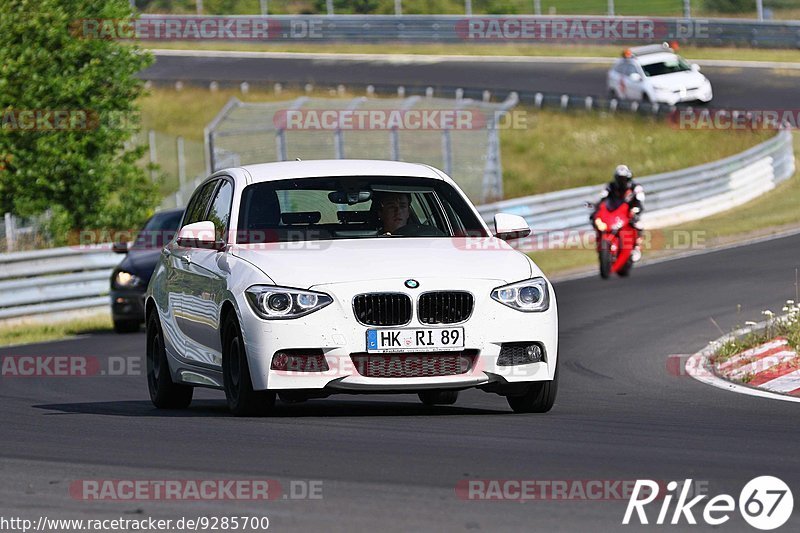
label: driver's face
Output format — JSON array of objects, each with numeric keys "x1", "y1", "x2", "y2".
[{"x1": 379, "y1": 195, "x2": 410, "y2": 233}]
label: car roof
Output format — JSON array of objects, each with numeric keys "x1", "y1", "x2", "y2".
[{"x1": 237, "y1": 159, "x2": 449, "y2": 185}]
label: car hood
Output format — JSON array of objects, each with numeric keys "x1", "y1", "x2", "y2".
[
  {"x1": 230, "y1": 237, "x2": 535, "y2": 288},
  {"x1": 649, "y1": 70, "x2": 708, "y2": 90},
  {"x1": 117, "y1": 248, "x2": 163, "y2": 280}
]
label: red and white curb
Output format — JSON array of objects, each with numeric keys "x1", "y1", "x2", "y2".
[
  {"x1": 685, "y1": 325, "x2": 800, "y2": 404},
  {"x1": 714, "y1": 337, "x2": 800, "y2": 395}
]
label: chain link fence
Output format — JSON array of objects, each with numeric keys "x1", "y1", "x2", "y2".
[{"x1": 202, "y1": 94, "x2": 518, "y2": 205}]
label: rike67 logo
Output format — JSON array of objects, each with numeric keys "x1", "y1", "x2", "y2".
[{"x1": 623, "y1": 477, "x2": 793, "y2": 530}]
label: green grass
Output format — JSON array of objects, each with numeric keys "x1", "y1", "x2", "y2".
[
  {"x1": 0, "y1": 314, "x2": 113, "y2": 347},
  {"x1": 142, "y1": 42, "x2": 800, "y2": 63}
]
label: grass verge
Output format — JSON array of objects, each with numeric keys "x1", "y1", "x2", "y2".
[
  {"x1": 142, "y1": 42, "x2": 800, "y2": 64},
  {"x1": 0, "y1": 314, "x2": 113, "y2": 348}
]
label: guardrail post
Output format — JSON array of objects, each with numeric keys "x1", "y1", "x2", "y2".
[
  {"x1": 534, "y1": 93, "x2": 543, "y2": 109},
  {"x1": 260, "y1": 0, "x2": 268, "y2": 15},
  {"x1": 197, "y1": 0, "x2": 203, "y2": 15},
  {"x1": 560, "y1": 94, "x2": 569, "y2": 110},
  {"x1": 465, "y1": 0, "x2": 472, "y2": 16},
  {"x1": 607, "y1": 0, "x2": 615, "y2": 17},
  {"x1": 4, "y1": 212, "x2": 15, "y2": 253},
  {"x1": 585, "y1": 96, "x2": 593, "y2": 111},
  {"x1": 534, "y1": 0, "x2": 542, "y2": 15},
  {"x1": 683, "y1": 0, "x2": 691, "y2": 18},
  {"x1": 326, "y1": 0, "x2": 334, "y2": 16},
  {"x1": 395, "y1": 0, "x2": 402, "y2": 15},
  {"x1": 757, "y1": 0, "x2": 764, "y2": 21}
]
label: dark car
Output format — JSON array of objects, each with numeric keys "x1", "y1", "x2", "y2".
[{"x1": 110, "y1": 208, "x2": 184, "y2": 333}]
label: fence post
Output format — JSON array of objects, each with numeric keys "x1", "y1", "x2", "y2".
[
  {"x1": 326, "y1": 0, "x2": 334, "y2": 15},
  {"x1": 260, "y1": 0, "x2": 268, "y2": 15},
  {"x1": 395, "y1": 0, "x2": 402, "y2": 15},
  {"x1": 441, "y1": 129, "x2": 452, "y2": 177},
  {"x1": 757, "y1": 0, "x2": 764, "y2": 21},
  {"x1": 465, "y1": 0, "x2": 472, "y2": 16},
  {"x1": 196, "y1": 0, "x2": 203, "y2": 15},
  {"x1": 683, "y1": 0, "x2": 691, "y2": 18},
  {"x1": 4, "y1": 212, "x2": 15, "y2": 253},
  {"x1": 148, "y1": 129, "x2": 157, "y2": 181},
  {"x1": 534, "y1": 0, "x2": 541, "y2": 15},
  {"x1": 607, "y1": 0, "x2": 615, "y2": 16},
  {"x1": 177, "y1": 136, "x2": 186, "y2": 192}
]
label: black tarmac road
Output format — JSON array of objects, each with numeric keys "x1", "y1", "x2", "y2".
[
  {"x1": 142, "y1": 52, "x2": 800, "y2": 110},
  {"x1": 2, "y1": 234, "x2": 800, "y2": 531}
]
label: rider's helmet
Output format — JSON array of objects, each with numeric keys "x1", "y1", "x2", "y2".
[{"x1": 613, "y1": 164, "x2": 633, "y2": 189}]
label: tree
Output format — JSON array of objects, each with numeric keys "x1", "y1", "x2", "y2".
[{"x1": 0, "y1": 0, "x2": 158, "y2": 244}]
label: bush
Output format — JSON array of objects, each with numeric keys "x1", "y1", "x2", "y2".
[
  {"x1": 703, "y1": 0, "x2": 756, "y2": 13},
  {"x1": 0, "y1": 0, "x2": 158, "y2": 245}
]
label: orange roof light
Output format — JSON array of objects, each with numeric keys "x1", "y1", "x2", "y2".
[
  {"x1": 669, "y1": 41, "x2": 679, "y2": 51},
  {"x1": 623, "y1": 49, "x2": 632, "y2": 58}
]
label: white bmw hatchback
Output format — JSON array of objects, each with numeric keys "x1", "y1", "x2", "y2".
[{"x1": 145, "y1": 160, "x2": 558, "y2": 415}]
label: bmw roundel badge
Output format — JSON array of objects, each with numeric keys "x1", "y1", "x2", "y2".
[{"x1": 404, "y1": 279, "x2": 420, "y2": 289}]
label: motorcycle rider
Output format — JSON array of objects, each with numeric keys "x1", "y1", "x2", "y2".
[{"x1": 591, "y1": 164, "x2": 645, "y2": 262}]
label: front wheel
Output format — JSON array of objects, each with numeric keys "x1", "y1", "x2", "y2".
[
  {"x1": 507, "y1": 368, "x2": 558, "y2": 413},
  {"x1": 222, "y1": 313, "x2": 275, "y2": 416},
  {"x1": 146, "y1": 312, "x2": 193, "y2": 409},
  {"x1": 598, "y1": 240, "x2": 612, "y2": 279}
]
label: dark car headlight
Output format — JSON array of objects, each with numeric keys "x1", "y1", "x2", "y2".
[
  {"x1": 113, "y1": 270, "x2": 143, "y2": 289},
  {"x1": 246, "y1": 285, "x2": 333, "y2": 319},
  {"x1": 491, "y1": 278, "x2": 550, "y2": 312}
]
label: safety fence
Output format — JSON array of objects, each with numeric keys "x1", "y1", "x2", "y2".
[{"x1": 133, "y1": 14, "x2": 800, "y2": 48}]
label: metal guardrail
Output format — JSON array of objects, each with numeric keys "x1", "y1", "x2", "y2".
[
  {"x1": 0, "y1": 247, "x2": 120, "y2": 320},
  {"x1": 477, "y1": 129, "x2": 795, "y2": 232},
  {"x1": 138, "y1": 14, "x2": 800, "y2": 48},
  {"x1": 0, "y1": 131, "x2": 794, "y2": 322}
]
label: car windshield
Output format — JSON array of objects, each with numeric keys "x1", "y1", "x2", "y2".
[
  {"x1": 641, "y1": 57, "x2": 692, "y2": 77},
  {"x1": 236, "y1": 176, "x2": 488, "y2": 243},
  {"x1": 131, "y1": 210, "x2": 184, "y2": 250}
]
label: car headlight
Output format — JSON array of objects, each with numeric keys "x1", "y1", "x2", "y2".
[
  {"x1": 245, "y1": 285, "x2": 333, "y2": 319},
  {"x1": 114, "y1": 271, "x2": 143, "y2": 288},
  {"x1": 491, "y1": 278, "x2": 550, "y2": 313}
]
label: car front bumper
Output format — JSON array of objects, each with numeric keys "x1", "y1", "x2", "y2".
[
  {"x1": 111, "y1": 288, "x2": 146, "y2": 322},
  {"x1": 236, "y1": 278, "x2": 559, "y2": 392}
]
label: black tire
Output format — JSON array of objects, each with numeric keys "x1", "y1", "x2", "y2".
[
  {"x1": 618, "y1": 257, "x2": 633, "y2": 277},
  {"x1": 506, "y1": 367, "x2": 559, "y2": 414},
  {"x1": 608, "y1": 89, "x2": 618, "y2": 100},
  {"x1": 114, "y1": 319, "x2": 140, "y2": 334},
  {"x1": 146, "y1": 312, "x2": 193, "y2": 409},
  {"x1": 222, "y1": 313, "x2": 275, "y2": 416},
  {"x1": 418, "y1": 390, "x2": 459, "y2": 406},
  {"x1": 598, "y1": 240, "x2": 612, "y2": 280}
]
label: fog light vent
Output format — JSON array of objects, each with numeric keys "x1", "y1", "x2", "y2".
[
  {"x1": 271, "y1": 350, "x2": 328, "y2": 372},
  {"x1": 498, "y1": 343, "x2": 544, "y2": 366}
]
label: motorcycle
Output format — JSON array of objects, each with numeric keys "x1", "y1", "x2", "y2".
[{"x1": 587, "y1": 198, "x2": 638, "y2": 279}]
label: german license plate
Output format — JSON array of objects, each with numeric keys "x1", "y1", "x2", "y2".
[{"x1": 366, "y1": 327, "x2": 465, "y2": 353}]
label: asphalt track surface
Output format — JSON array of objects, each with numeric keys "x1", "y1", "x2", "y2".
[
  {"x1": 3, "y1": 233, "x2": 800, "y2": 531},
  {"x1": 142, "y1": 52, "x2": 800, "y2": 110}
]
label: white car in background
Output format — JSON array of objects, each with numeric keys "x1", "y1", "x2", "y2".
[
  {"x1": 145, "y1": 160, "x2": 559, "y2": 416},
  {"x1": 607, "y1": 43, "x2": 713, "y2": 105}
]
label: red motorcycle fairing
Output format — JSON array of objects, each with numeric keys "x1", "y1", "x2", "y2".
[{"x1": 593, "y1": 197, "x2": 637, "y2": 278}]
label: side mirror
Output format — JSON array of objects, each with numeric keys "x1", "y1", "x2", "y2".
[
  {"x1": 494, "y1": 213, "x2": 531, "y2": 241},
  {"x1": 629, "y1": 73, "x2": 642, "y2": 82},
  {"x1": 112, "y1": 241, "x2": 129, "y2": 254},
  {"x1": 177, "y1": 221, "x2": 223, "y2": 250},
  {"x1": 691, "y1": 63, "x2": 701, "y2": 72}
]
